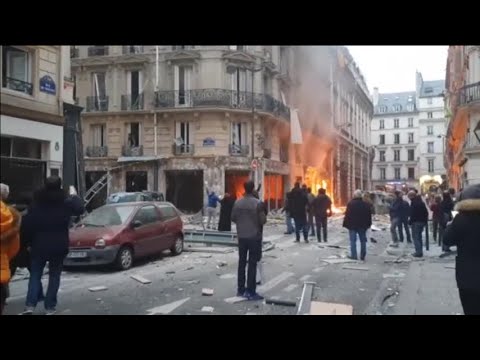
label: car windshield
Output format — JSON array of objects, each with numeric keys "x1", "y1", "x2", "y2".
[
  {"x1": 107, "y1": 194, "x2": 139, "y2": 204},
  {"x1": 82, "y1": 206, "x2": 135, "y2": 227}
]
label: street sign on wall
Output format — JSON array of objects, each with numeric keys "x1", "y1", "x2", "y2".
[{"x1": 39, "y1": 75, "x2": 56, "y2": 95}]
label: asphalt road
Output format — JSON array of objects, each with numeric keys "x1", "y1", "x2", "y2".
[{"x1": 4, "y1": 216, "x2": 461, "y2": 315}]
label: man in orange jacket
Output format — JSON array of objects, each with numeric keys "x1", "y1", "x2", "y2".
[{"x1": 1, "y1": 192, "x2": 21, "y2": 315}]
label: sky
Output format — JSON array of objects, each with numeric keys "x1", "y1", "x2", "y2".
[{"x1": 346, "y1": 46, "x2": 448, "y2": 94}]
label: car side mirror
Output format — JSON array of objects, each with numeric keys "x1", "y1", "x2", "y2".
[{"x1": 131, "y1": 220, "x2": 142, "y2": 229}]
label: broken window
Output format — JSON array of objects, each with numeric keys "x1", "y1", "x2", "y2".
[
  {"x1": 127, "y1": 122, "x2": 141, "y2": 147},
  {"x1": 91, "y1": 124, "x2": 106, "y2": 147},
  {"x1": 92, "y1": 72, "x2": 106, "y2": 99},
  {"x1": 231, "y1": 122, "x2": 247, "y2": 154},
  {"x1": 127, "y1": 70, "x2": 143, "y2": 108},
  {"x1": 394, "y1": 134, "x2": 400, "y2": 144}
]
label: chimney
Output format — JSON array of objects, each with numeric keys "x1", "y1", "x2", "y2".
[{"x1": 373, "y1": 87, "x2": 379, "y2": 106}]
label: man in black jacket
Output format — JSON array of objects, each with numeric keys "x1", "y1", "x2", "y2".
[
  {"x1": 343, "y1": 190, "x2": 372, "y2": 261},
  {"x1": 312, "y1": 188, "x2": 332, "y2": 242},
  {"x1": 443, "y1": 184, "x2": 480, "y2": 315},
  {"x1": 21, "y1": 177, "x2": 84, "y2": 315},
  {"x1": 407, "y1": 190, "x2": 429, "y2": 258},
  {"x1": 289, "y1": 182, "x2": 309, "y2": 243}
]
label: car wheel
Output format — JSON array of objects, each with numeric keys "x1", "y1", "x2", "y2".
[
  {"x1": 115, "y1": 246, "x2": 133, "y2": 271},
  {"x1": 171, "y1": 236, "x2": 183, "y2": 256}
]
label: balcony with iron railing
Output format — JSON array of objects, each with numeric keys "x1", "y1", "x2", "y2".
[
  {"x1": 229, "y1": 144, "x2": 249, "y2": 156},
  {"x1": 122, "y1": 145, "x2": 144, "y2": 157},
  {"x1": 86, "y1": 96, "x2": 109, "y2": 112},
  {"x1": 459, "y1": 81, "x2": 480, "y2": 106},
  {"x1": 88, "y1": 46, "x2": 109, "y2": 57},
  {"x1": 121, "y1": 94, "x2": 144, "y2": 111},
  {"x1": 2, "y1": 77, "x2": 33, "y2": 95},
  {"x1": 154, "y1": 89, "x2": 290, "y2": 122},
  {"x1": 86, "y1": 146, "x2": 108, "y2": 157},
  {"x1": 173, "y1": 144, "x2": 195, "y2": 156}
]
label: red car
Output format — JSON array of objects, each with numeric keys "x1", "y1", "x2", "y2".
[{"x1": 65, "y1": 202, "x2": 184, "y2": 270}]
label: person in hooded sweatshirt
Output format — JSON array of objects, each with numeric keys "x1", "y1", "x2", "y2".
[
  {"x1": 21, "y1": 176, "x2": 84, "y2": 315},
  {"x1": 443, "y1": 184, "x2": 480, "y2": 315}
]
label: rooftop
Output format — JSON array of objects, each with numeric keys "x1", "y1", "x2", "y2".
[
  {"x1": 375, "y1": 91, "x2": 417, "y2": 114},
  {"x1": 419, "y1": 79, "x2": 445, "y2": 98}
]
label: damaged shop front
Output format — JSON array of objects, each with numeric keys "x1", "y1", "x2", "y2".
[{"x1": 160, "y1": 156, "x2": 289, "y2": 214}]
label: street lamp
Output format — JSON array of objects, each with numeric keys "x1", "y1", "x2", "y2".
[{"x1": 226, "y1": 62, "x2": 266, "y2": 181}]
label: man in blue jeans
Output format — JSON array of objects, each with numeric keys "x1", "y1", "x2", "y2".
[
  {"x1": 21, "y1": 177, "x2": 84, "y2": 315},
  {"x1": 408, "y1": 190, "x2": 429, "y2": 257},
  {"x1": 343, "y1": 190, "x2": 372, "y2": 261}
]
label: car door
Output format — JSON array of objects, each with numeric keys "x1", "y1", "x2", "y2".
[
  {"x1": 158, "y1": 206, "x2": 177, "y2": 250},
  {"x1": 130, "y1": 205, "x2": 163, "y2": 257}
]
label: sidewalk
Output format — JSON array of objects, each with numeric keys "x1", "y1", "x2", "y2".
[{"x1": 390, "y1": 251, "x2": 463, "y2": 315}]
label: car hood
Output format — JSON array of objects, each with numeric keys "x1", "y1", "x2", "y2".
[{"x1": 69, "y1": 225, "x2": 125, "y2": 247}]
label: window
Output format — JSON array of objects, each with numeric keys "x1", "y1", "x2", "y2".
[
  {"x1": 229, "y1": 45, "x2": 247, "y2": 51},
  {"x1": 379, "y1": 134, "x2": 385, "y2": 145},
  {"x1": 263, "y1": 74, "x2": 272, "y2": 95},
  {"x1": 0, "y1": 136, "x2": 11, "y2": 157},
  {"x1": 50, "y1": 169, "x2": 60, "y2": 177},
  {"x1": 134, "y1": 206, "x2": 159, "y2": 226},
  {"x1": 176, "y1": 122, "x2": 191, "y2": 145},
  {"x1": 380, "y1": 168, "x2": 386, "y2": 180},
  {"x1": 394, "y1": 150, "x2": 400, "y2": 161},
  {"x1": 231, "y1": 122, "x2": 248, "y2": 153},
  {"x1": 427, "y1": 97, "x2": 432, "y2": 105},
  {"x1": 408, "y1": 167, "x2": 415, "y2": 179},
  {"x1": 428, "y1": 142, "x2": 434, "y2": 153},
  {"x1": 394, "y1": 118, "x2": 399, "y2": 129},
  {"x1": 394, "y1": 168, "x2": 401, "y2": 180},
  {"x1": 394, "y1": 134, "x2": 400, "y2": 144},
  {"x1": 428, "y1": 159, "x2": 435, "y2": 172},
  {"x1": 12, "y1": 137, "x2": 42, "y2": 159},
  {"x1": 408, "y1": 149, "x2": 415, "y2": 161},
  {"x1": 393, "y1": 104, "x2": 402, "y2": 112},
  {"x1": 92, "y1": 72, "x2": 106, "y2": 98},
  {"x1": 408, "y1": 132, "x2": 414, "y2": 143},
  {"x1": 127, "y1": 122, "x2": 141, "y2": 147},
  {"x1": 175, "y1": 65, "x2": 192, "y2": 106},
  {"x1": 159, "y1": 206, "x2": 178, "y2": 220},
  {"x1": 408, "y1": 118, "x2": 414, "y2": 128},
  {"x1": 427, "y1": 125, "x2": 434, "y2": 135},
  {"x1": 2, "y1": 46, "x2": 33, "y2": 95},
  {"x1": 379, "y1": 151, "x2": 385, "y2": 162},
  {"x1": 428, "y1": 112, "x2": 433, "y2": 119},
  {"x1": 91, "y1": 124, "x2": 106, "y2": 147},
  {"x1": 406, "y1": 103, "x2": 414, "y2": 111},
  {"x1": 379, "y1": 119, "x2": 384, "y2": 129},
  {"x1": 378, "y1": 106, "x2": 387, "y2": 113}
]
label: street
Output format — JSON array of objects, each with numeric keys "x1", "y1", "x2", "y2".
[{"x1": 3, "y1": 216, "x2": 462, "y2": 315}]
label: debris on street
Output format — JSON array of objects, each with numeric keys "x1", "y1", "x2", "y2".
[
  {"x1": 265, "y1": 298, "x2": 297, "y2": 307},
  {"x1": 321, "y1": 258, "x2": 357, "y2": 265},
  {"x1": 130, "y1": 275, "x2": 152, "y2": 284},
  {"x1": 200, "y1": 254, "x2": 213, "y2": 258},
  {"x1": 217, "y1": 261, "x2": 227, "y2": 267},
  {"x1": 370, "y1": 238, "x2": 378, "y2": 243},
  {"x1": 219, "y1": 273, "x2": 235, "y2": 279},
  {"x1": 225, "y1": 296, "x2": 247, "y2": 304},
  {"x1": 309, "y1": 301, "x2": 353, "y2": 315},
  {"x1": 186, "y1": 280, "x2": 200, "y2": 285},
  {"x1": 342, "y1": 265, "x2": 369, "y2": 271},
  {"x1": 201, "y1": 306, "x2": 214, "y2": 313},
  {"x1": 184, "y1": 266, "x2": 194, "y2": 271},
  {"x1": 166, "y1": 271, "x2": 176, "y2": 274},
  {"x1": 88, "y1": 286, "x2": 108, "y2": 292},
  {"x1": 382, "y1": 290, "x2": 399, "y2": 305},
  {"x1": 202, "y1": 288, "x2": 214, "y2": 296},
  {"x1": 371, "y1": 225, "x2": 383, "y2": 232},
  {"x1": 383, "y1": 272, "x2": 405, "y2": 279}
]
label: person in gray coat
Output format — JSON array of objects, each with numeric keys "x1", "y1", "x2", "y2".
[{"x1": 231, "y1": 180, "x2": 267, "y2": 301}]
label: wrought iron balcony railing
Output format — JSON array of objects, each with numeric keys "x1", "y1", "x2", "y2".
[
  {"x1": 154, "y1": 89, "x2": 290, "y2": 121},
  {"x1": 86, "y1": 146, "x2": 108, "y2": 157},
  {"x1": 2, "y1": 77, "x2": 33, "y2": 95},
  {"x1": 88, "y1": 46, "x2": 109, "y2": 57},
  {"x1": 173, "y1": 144, "x2": 195, "y2": 155},
  {"x1": 123, "y1": 46, "x2": 144, "y2": 54},
  {"x1": 229, "y1": 144, "x2": 249, "y2": 156},
  {"x1": 459, "y1": 82, "x2": 480, "y2": 106},
  {"x1": 122, "y1": 145, "x2": 144, "y2": 157},
  {"x1": 86, "y1": 96, "x2": 109, "y2": 112},
  {"x1": 121, "y1": 94, "x2": 144, "y2": 111}
]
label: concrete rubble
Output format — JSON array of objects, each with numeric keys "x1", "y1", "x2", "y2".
[
  {"x1": 88, "y1": 286, "x2": 108, "y2": 292},
  {"x1": 130, "y1": 275, "x2": 152, "y2": 284},
  {"x1": 202, "y1": 288, "x2": 214, "y2": 296}
]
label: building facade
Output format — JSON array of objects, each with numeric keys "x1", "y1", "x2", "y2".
[
  {"x1": 72, "y1": 46, "x2": 291, "y2": 212},
  {"x1": 445, "y1": 45, "x2": 480, "y2": 190},
  {"x1": 371, "y1": 72, "x2": 447, "y2": 193},
  {"x1": 288, "y1": 46, "x2": 372, "y2": 207},
  {"x1": 1, "y1": 46, "x2": 74, "y2": 204},
  {"x1": 415, "y1": 72, "x2": 447, "y2": 193},
  {"x1": 371, "y1": 89, "x2": 419, "y2": 191}
]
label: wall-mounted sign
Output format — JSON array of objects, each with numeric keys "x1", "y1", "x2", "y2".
[
  {"x1": 39, "y1": 75, "x2": 56, "y2": 95},
  {"x1": 203, "y1": 137, "x2": 215, "y2": 147}
]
